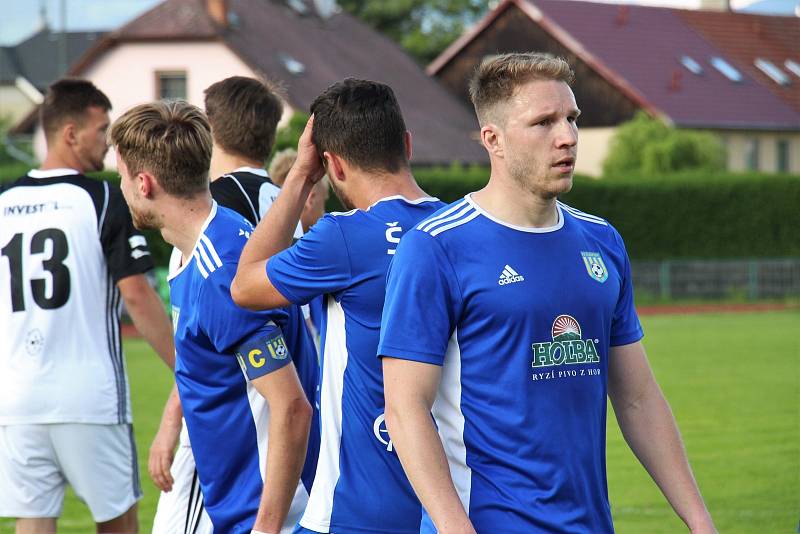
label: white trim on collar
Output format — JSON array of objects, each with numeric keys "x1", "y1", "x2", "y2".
[
  {"x1": 465, "y1": 193, "x2": 564, "y2": 234},
  {"x1": 28, "y1": 168, "x2": 80, "y2": 178},
  {"x1": 366, "y1": 195, "x2": 440, "y2": 211},
  {"x1": 231, "y1": 167, "x2": 268, "y2": 177}
]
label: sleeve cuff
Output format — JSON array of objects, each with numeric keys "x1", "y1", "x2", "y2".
[{"x1": 378, "y1": 344, "x2": 445, "y2": 366}]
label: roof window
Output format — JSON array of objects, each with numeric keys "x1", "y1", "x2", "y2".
[
  {"x1": 279, "y1": 53, "x2": 305, "y2": 75},
  {"x1": 755, "y1": 58, "x2": 790, "y2": 85},
  {"x1": 287, "y1": 0, "x2": 308, "y2": 15},
  {"x1": 785, "y1": 59, "x2": 800, "y2": 78},
  {"x1": 710, "y1": 57, "x2": 742, "y2": 82},
  {"x1": 680, "y1": 56, "x2": 703, "y2": 75}
]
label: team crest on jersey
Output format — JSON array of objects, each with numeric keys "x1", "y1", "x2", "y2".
[
  {"x1": 581, "y1": 251, "x2": 608, "y2": 283},
  {"x1": 531, "y1": 315, "x2": 600, "y2": 368}
]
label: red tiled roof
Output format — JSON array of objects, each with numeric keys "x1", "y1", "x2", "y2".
[
  {"x1": 430, "y1": 0, "x2": 800, "y2": 131},
  {"x1": 676, "y1": 9, "x2": 800, "y2": 113},
  {"x1": 65, "y1": 0, "x2": 486, "y2": 165},
  {"x1": 112, "y1": 0, "x2": 221, "y2": 40}
]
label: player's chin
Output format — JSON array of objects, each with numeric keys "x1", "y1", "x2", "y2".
[{"x1": 549, "y1": 173, "x2": 574, "y2": 195}]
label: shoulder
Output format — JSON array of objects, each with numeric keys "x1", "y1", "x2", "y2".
[
  {"x1": 200, "y1": 206, "x2": 253, "y2": 264},
  {"x1": 414, "y1": 197, "x2": 480, "y2": 238},
  {"x1": 557, "y1": 201, "x2": 609, "y2": 228},
  {"x1": 558, "y1": 201, "x2": 626, "y2": 250}
]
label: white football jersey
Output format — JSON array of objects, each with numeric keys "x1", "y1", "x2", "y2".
[{"x1": 0, "y1": 169, "x2": 154, "y2": 424}]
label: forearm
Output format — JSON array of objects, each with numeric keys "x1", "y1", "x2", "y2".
[
  {"x1": 253, "y1": 398, "x2": 312, "y2": 532},
  {"x1": 122, "y1": 279, "x2": 175, "y2": 369},
  {"x1": 386, "y1": 405, "x2": 475, "y2": 534},
  {"x1": 240, "y1": 172, "x2": 314, "y2": 266},
  {"x1": 159, "y1": 384, "x2": 183, "y2": 431},
  {"x1": 613, "y1": 386, "x2": 714, "y2": 531}
]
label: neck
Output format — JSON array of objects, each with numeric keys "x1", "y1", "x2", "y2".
[
  {"x1": 40, "y1": 147, "x2": 86, "y2": 173},
  {"x1": 351, "y1": 167, "x2": 428, "y2": 210},
  {"x1": 209, "y1": 146, "x2": 263, "y2": 181},
  {"x1": 159, "y1": 192, "x2": 214, "y2": 257},
  {"x1": 473, "y1": 172, "x2": 559, "y2": 228}
]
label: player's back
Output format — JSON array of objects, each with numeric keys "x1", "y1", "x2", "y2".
[
  {"x1": 169, "y1": 204, "x2": 318, "y2": 533},
  {"x1": 0, "y1": 169, "x2": 152, "y2": 425},
  {"x1": 211, "y1": 168, "x2": 281, "y2": 226},
  {"x1": 268, "y1": 195, "x2": 444, "y2": 533}
]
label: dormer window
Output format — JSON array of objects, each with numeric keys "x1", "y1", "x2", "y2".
[
  {"x1": 784, "y1": 59, "x2": 800, "y2": 79},
  {"x1": 710, "y1": 57, "x2": 742, "y2": 82},
  {"x1": 755, "y1": 58, "x2": 790, "y2": 85},
  {"x1": 680, "y1": 56, "x2": 703, "y2": 75}
]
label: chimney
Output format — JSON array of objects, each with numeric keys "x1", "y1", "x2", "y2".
[
  {"x1": 615, "y1": 5, "x2": 630, "y2": 26},
  {"x1": 207, "y1": 0, "x2": 229, "y2": 27},
  {"x1": 698, "y1": 0, "x2": 730, "y2": 11}
]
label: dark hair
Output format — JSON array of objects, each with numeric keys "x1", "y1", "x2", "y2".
[
  {"x1": 204, "y1": 76, "x2": 283, "y2": 164},
  {"x1": 110, "y1": 100, "x2": 212, "y2": 198},
  {"x1": 40, "y1": 78, "x2": 112, "y2": 140},
  {"x1": 310, "y1": 78, "x2": 408, "y2": 173}
]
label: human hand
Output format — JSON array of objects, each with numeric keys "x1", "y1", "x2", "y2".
[
  {"x1": 148, "y1": 421, "x2": 180, "y2": 492},
  {"x1": 291, "y1": 114, "x2": 326, "y2": 186}
]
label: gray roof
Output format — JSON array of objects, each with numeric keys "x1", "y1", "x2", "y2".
[{"x1": 1, "y1": 29, "x2": 104, "y2": 89}]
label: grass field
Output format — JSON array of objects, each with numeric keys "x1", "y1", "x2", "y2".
[{"x1": 1, "y1": 310, "x2": 797, "y2": 533}]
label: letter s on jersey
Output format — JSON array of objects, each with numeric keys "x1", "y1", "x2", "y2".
[{"x1": 385, "y1": 222, "x2": 402, "y2": 255}]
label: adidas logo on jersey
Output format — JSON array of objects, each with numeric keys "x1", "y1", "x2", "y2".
[{"x1": 498, "y1": 265, "x2": 525, "y2": 285}]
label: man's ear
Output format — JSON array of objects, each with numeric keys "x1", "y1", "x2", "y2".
[
  {"x1": 323, "y1": 151, "x2": 346, "y2": 183},
  {"x1": 480, "y1": 124, "x2": 504, "y2": 159},
  {"x1": 138, "y1": 171, "x2": 158, "y2": 198},
  {"x1": 63, "y1": 122, "x2": 78, "y2": 147}
]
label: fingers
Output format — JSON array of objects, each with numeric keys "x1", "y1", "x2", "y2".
[{"x1": 148, "y1": 447, "x2": 175, "y2": 492}]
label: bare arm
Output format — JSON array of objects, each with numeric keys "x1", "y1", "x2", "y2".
[
  {"x1": 250, "y1": 363, "x2": 313, "y2": 533},
  {"x1": 231, "y1": 116, "x2": 325, "y2": 311},
  {"x1": 148, "y1": 384, "x2": 182, "y2": 492},
  {"x1": 118, "y1": 273, "x2": 175, "y2": 369},
  {"x1": 382, "y1": 357, "x2": 476, "y2": 534},
  {"x1": 608, "y1": 341, "x2": 715, "y2": 533}
]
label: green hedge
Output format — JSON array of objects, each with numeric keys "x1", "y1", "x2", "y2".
[
  {"x1": 406, "y1": 167, "x2": 799, "y2": 260},
  {"x1": 4, "y1": 165, "x2": 798, "y2": 262}
]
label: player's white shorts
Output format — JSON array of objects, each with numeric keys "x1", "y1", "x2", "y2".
[
  {"x1": 0, "y1": 423, "x2": 141, "y2": 522},
  {"x1": 152, "y1": 423, "x2": 213, "y2": 534}
]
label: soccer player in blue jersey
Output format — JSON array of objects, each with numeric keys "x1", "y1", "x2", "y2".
[
  {"x1": 379, "y1": 53, "x2": 717, "y2": 534},
  {"x1": 232, "y1": 79, "x2": 444, "y2": 533},
  {"x1": 111, "y1": 100, "x2": 319, "y2": 534}
]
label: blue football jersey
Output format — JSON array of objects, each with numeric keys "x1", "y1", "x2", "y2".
[
  {"x1": 378, "y1": 196, "x2": 644, "y2": 534},
  {"x1": 267, "y1": 195, "x2": 445, "y2": 533},
  {"x1": 169, "y1": 203, "x2": 319, "y2": 534}
]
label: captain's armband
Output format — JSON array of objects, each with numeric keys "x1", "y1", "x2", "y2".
[{"x1": 234, "y1": 326, "x2": 292, "y2": 381}]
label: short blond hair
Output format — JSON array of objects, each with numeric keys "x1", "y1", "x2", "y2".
[
  {"x1": 469, "y1": 52, "x2": 574, "y2": 126},
  {"x1": 110, "y1": 100, "x2": 212, "y2": 198},
  {"x1": 268, "y1": 148, "x2": 297, "y2": 187}
]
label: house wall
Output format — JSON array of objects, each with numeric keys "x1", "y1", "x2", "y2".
[
  {"x1": 0, "y1": 86, "x2": 37, "y2": 125},
  {"x1": 434, "y1": 4, "x2": 640, "y2": 128},
  {"x1": 575, "y1": 127, "x2": 800, "y2": 177},
  {"x1": 716, "y1": 130, "x2": 800, "y2": 174},
  {"x1": 576, "y1": 127, "x2": 616, "y2": 177},
  {"x1": 33, "y1": 41, "x2": 295, "y2": 167}
]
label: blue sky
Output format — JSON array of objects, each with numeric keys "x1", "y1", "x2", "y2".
[
  {"x1": 0, "y1": 0, "x2": 791, "y2": 47},
  {"x1": 0, "y1": 0, "x2": 161, "y2": 45}
]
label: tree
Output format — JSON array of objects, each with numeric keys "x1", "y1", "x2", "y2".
[
  {"x1": 603, "y1": 111, "x2": 726, "y2": 178},
  {"x1": 338, "y1": 0, "x2": 488, "y2": 64}
]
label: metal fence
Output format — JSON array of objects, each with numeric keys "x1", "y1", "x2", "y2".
[{"x1": 631, "y1": 259, "x2": 800, "y2": 300}]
